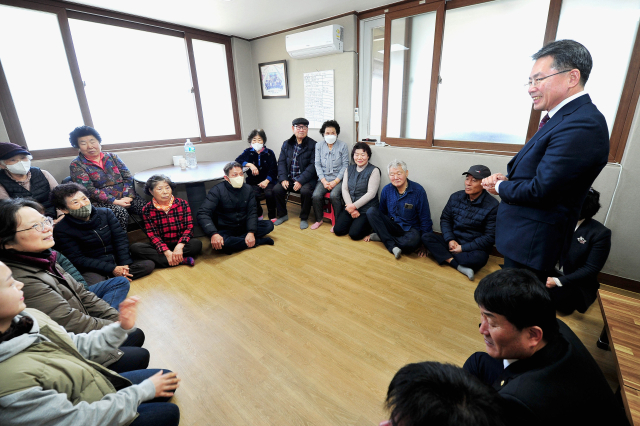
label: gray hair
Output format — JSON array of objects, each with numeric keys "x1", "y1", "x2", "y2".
[
  {"x1": 532, "y1": 39, "x2": 592, "y2": 86},
  {"x1": 223, "y1": 161, "x2": 243, "y2": 176},
  {"x1": 387, "y1": 159, "x2": 408, "y2": 175},
  {"x1": 144, "y1": 174, "x2": 176, "y2": 196}
]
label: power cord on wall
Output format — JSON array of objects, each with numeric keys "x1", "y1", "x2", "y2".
[{"x1": 603, "y1": 162, "x2": 623, "y2": 227}]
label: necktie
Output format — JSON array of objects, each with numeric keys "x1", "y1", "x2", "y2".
[{"x1": 538, "y1": 113, "x2": 550, "y2": 131}]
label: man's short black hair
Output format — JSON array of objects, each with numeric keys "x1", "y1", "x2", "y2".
[
  {"x1": 69, "y1": 126, "x2": 102, "y2": 149},
  {"x1": 385, "y1": 362, "x2": 505, "y2": 426},
  {"x1": 50, "y1": 183, "x2": 90, "y2": 210},
  {"x1": 532, "y1": 39, "x2": 592, "y2": 86},
  {"x1": 580, "y1": 188, "x2": 601, "y2": 220},
  {"x1": 223, "y1": 161, "x2": 243, "y2": 176},
  {"x1": 474, "y1": 269, "x2": 559, "y2": 340},
  {"x1": 320, "y1": 120, "x2": 340, "y2": 136}
]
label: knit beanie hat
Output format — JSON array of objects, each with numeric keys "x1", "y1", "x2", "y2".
[{"x1": 0, "y1": 142, "x2": 30, "y2": 161}]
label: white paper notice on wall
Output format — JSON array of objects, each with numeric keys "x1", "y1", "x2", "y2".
[{"x1": 304, "y1": 70, "x2": 334, "y2": 129}]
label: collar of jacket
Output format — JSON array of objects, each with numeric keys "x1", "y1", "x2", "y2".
[
  {"x1": 287, "y1": 135, "x2": 311, "y2": 147},
  {"x1": 0, "y1": 249, "x2": 57, "y2": 271},
  {"x1": 468, "y1": 189, "x2": 488, "y2": 204},
  {"x1": 495, "y1": 334, "x2": 567, "y2": 388}
]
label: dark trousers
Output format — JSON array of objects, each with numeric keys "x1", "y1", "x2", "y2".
[
  {"x1": 547, "y1": 285, "x2": 581, "y2": 315},
  {"x1": 109, "y1": 346, "x2": 150, "y2": 373},
  {"x1": 87, "y1": 277, "x2": 130, "y2": 309},
  {"x1": 250, "y1": 182, "x2": 277, "y2": 219},
  {"x1": 334, "y1": 209, "x2": 372, "y2": 240},
  {"x1": 122, "y1": 369, "x2": 180, "y2": 426},
  {"x1": 217, "y1": 220, "x2": 274, "y2": 254},
  {"x1": 421, "y1": 232, "x2": 490, "y2": 272},
  {"x1": 130, "y1": 239, "x2": 203, "y2": 268},
  {"x1": 366, "y1": 207, "x2": 421, "y2": 253},
  {"x1": 82, "y1": 259, "x2": 156, "y2": 286},
  {"x1": 463, "y1": 351, "x2": 503, "y2": 387},
  {"x1": 273, "y1": 180, "x2": 314, "y2": 220},
  {"x1": 503, "y1": 257, "x2": 549, "y2": 284},
  {"x1": 312, "y1": 181, "x2": 343, "y2": 223}
]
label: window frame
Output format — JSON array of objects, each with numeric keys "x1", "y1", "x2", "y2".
[
  {"x1": 0, "y1": 0, "x2": 242, "y2": 160},
  {"x1": 358, "y1": 0, "x2": 640, "y2": 162}
]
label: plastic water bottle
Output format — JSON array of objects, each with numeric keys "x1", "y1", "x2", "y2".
[{"x1": 184, "y1": 139, "x2": 197, "y2": 168}]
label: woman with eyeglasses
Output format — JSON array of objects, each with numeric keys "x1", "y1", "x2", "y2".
[
  {"x1": 0, "y1": 268, "x2": 181, "y2": 426},
  {"x1": 333, "y1": 142, "x2": 381, "y2": 240},
  {"x1": 0, "y1": 198, "x2": 150, "y2": 374},
  {"x1": 0, "y1": 142, "x2": 63, "y2": 221},
  {"x1": 69, "y1": 125, "x2": 146, "y2": 233}
]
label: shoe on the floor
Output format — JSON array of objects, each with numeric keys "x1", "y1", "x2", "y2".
[{"x1": 310, "y1": 221, "x2": 323, "y2": 230}]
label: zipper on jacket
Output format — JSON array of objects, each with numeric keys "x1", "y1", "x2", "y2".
[{"x1": 93, "y1": 229, "x2": 108, "y2": 254}]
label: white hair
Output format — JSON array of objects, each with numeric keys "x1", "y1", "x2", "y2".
[{"x1": 387, "y1": 159, "x2": 408, "y2": 174}]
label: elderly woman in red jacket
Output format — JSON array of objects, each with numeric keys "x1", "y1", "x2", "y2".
[{"x1": 69, "y1": 125, "x2": 145, "y2": 233}]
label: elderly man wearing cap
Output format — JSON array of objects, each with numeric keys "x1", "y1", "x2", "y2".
[
  {"x1": 273, "y1": 118, "x2": 318, "y2": 229},
  {"x1": 0, "y1": 142, "x2": 62, "y2": 220},
  {"x1": 422, "y1": 165, "x2": 499, "y2": 280}
]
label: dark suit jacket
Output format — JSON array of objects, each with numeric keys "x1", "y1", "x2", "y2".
[
  {"x1": 495, "y1": 94, "x2": 609, "y2": 271},
  {"x1": 495, "y1": 319, "x2": 628, "y2": 426},
  {"x1": 556, "y1": 218, "x2": 611, "y2": 313}
]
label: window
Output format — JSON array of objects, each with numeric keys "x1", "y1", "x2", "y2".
[
  {"x1": 0, "y1": 5, "x2": 83, "y2": 151},
  {"x1": 359, "y1": 0, "x2": 640, "y2": 161},
  {"x1": 358, "y1": 17, "x2": 385, "y2": 140},
  {"x1": 0, "y1": 1, "x2": 241, "y2": 157},
  {"x1": 69, "y1": 18, "x2": 199, "y2": 145}
]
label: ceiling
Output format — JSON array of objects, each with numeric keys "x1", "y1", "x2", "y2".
[{"x1": 63, "y1": 0, "x2": 397, "y2": 39}]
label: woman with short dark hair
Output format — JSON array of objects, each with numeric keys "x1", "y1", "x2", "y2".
[
  {"x1": 130, "y1": 174, "x2": 202, "y2": 268},
  {"x1": 235, "y1": 129, "x2": 278, "y2": 221},
  {"x1": 310, "y1": 120, "x2": 349, "y2": 231},
  {"x1": 333, "y1": 142, "x2": 380, "y2": 240},
  {"x1": 68, "y1": 125, "x2": 145, "y2": 233},
  {"x1": 545, "y1": 188, "x2": 612, "y2": 314}
]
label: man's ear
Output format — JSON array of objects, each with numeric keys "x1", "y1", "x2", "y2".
[
  {"x1": 223, "y1": 175, "x2": 230, "y2": 183},
  {"x1": 568, "y1": 69, "x2": 581, "y2": 88},
  {"x1": 526, "y1": 326, "x2": 544, "y2": 348}
]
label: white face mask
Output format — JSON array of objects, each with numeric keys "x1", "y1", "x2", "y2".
[
  {"x1": 229, "y1": 175, "x2": 244, "y2": 188},
  {"x1": 5, "y1": 160, "x2": 31, "y2": 175},
  {"x1": 252, "y1": 143, "x2": 263, "y2": 152},
  {"x1": 324, "y1": 135, "x2": 337, "y2": 145}
]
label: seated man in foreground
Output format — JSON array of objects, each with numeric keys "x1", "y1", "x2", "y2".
[
  {"x1": 422, "y1": 165, "x2": 498, "y2": 281},
  {"x1": 365, "y1": 159, "x2": 432, "y2": 259},
  {"x1": 380, "y1": 361, "x2": 505, "y2": 426},
  {"x1": 198, "y1": 162, "x2": 274, "y2": 254},
  {"x1": 464, "y1": 268, "x2": 628, "y2": 426}
]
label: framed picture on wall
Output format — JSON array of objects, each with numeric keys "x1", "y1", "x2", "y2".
[{"x1": 258, "y1": 60, "x2": 289, "y2": 99}]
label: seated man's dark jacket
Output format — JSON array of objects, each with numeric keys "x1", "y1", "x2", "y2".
[
  {"x1": 235, "y1": 148, "x2": 278, "y2": 186},
  {"x1": 555, "y1": 218, "x2": 611, "y2": 313},
  {"x1": 440, "y1": 189, "x2": 499, "y2": 252},
  {"x1": 53, "y1": 207, "x2": 133, "y2": 275},
  {"x1": 197, "y1": 181, "x2": 257, "y2": 236},
  {"x1": 378, "y1": 179, "x2": 433, "y2": 233},
  {"x1": 495, "y1": 319, "x2": 628, "y2": 426},
  {"x1": 276, "y1": 135, "x2": 317, "y2": 185}
]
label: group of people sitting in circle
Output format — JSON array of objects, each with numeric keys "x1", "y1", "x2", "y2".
[{"x1": 0, "y1": 117, "x2": 615, "y2": 425}]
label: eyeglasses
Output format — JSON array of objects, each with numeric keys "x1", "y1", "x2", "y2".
[
  {"x1": 525, "y1": 69, "x2": 571, "y2": 88},
  {"x1": 15, "y1": 217, "x2": 53, "y2": 233},
  {"x1": 294, "y1": 125, "x2": 308, "y2": 130}
]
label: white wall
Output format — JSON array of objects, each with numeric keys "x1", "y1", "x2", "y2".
[{"x1": 0, "y1": 113, "x2": 9, "y2": 143}]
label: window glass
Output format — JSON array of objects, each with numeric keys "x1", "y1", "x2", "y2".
[
  {"x1": 0, "y1": 5, "x2": 84, "y2": 150},
  {"x1": 192, "y1": 39, "x2": 236, "y2": 137},
  {"x1": 556, "y1": 0, "x2": 640, "y2": 135},
  {"x1": 69, "y1": 19, "x2": 198, "y2": 144},
  {"x1": 434, "y1": 0, "x2": 550, "y2": 144},
  {"x1": 386, "y1": 11, "x2": 436, "y2": 139}
]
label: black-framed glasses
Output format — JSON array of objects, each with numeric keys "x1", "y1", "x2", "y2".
[
  {"x1": 294, "y1": 125, "x2": 308, "y2": 130},
  {"x1": 15, "y1": 217, "x2": 53, "y2": 233},
  {"x1": 525, "y1": 69, "x2": 571, "y2": 88}
]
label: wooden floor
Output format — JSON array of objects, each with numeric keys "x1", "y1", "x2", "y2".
[{"x1": 128, "y1": 205, "x2": 618, "y2": 426}]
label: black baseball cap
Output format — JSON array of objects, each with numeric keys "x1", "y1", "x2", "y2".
[
  {"x1": 292, "y1": 118, "x2": 309, "y2": 126},
  {"x1": 462, "y1": 165, "x2": 491, "y2": 179}
]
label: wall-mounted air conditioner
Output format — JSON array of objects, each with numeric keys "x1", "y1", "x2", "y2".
[{"x1": 286, "y1": 24, "x2": 343, "y2": 59}]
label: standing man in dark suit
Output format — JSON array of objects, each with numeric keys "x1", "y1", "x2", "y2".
[
  {"x1": 273, "y1": 118, "x2": 317, "y2": 230},
  {"x1": 482, "y1": 40, "x2": 609, "y2": 279},
  {"x1": 464, "y1": 268, "x2": 629, "y2": 426}
]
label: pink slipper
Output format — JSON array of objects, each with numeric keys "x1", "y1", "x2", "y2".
[
  {"x1": 330, "y1": 226, "x2": 334, "y2": 233},
  {"x1": 310, "y1": 221, "x2": 323, "y2": 230}
]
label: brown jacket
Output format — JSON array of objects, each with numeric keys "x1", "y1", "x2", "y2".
[{"x1": 2, "y1": 257, "x2": 120, "y2": 334}]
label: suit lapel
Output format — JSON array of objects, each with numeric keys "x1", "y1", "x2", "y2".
[{"x1": 508, "y1": 95, "x2": 593, "y2": 177}]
